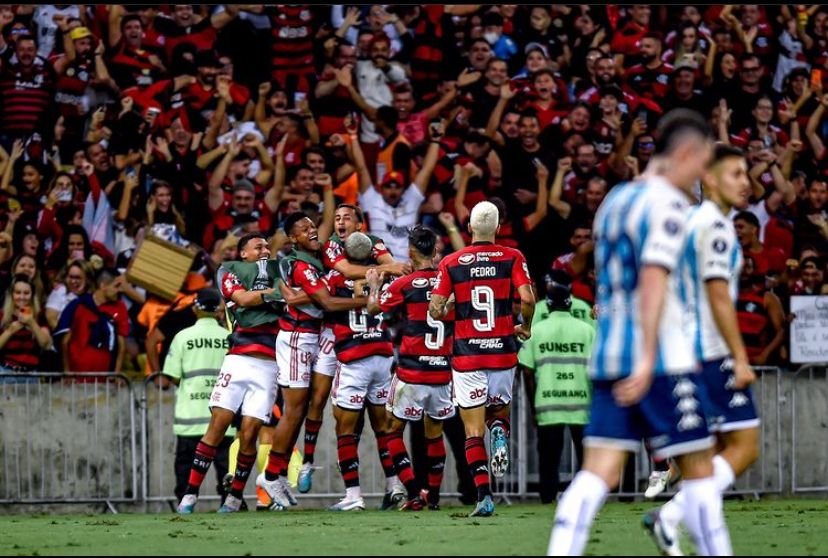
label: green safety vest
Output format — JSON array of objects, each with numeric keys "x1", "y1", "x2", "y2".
[
  {"x1": 278, "y1": 249, "x2": 326, "y2": 319},
  {"x1": 218, "y1": 259, "x2": 283, "y2": 329},
  {"x1": 519, "y1": 311, "x2": 594, "y2": 426},
  {"x1": 162, "y1": 317, "x2": 236, "y2": 437},
  {"x1": 531, "y1": 297, "x2": 595, "y2": 329}
]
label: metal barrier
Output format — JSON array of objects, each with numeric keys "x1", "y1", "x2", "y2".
[
  {"x1": 140, "y1": 373, "x2": 244, "y2": 509},
  {"x1": 1, "y1": 365, "x2": 823, "y2": 509},
  {"x1": 139, "y1": 372, "x2": 455, "y2": 505},
  {"x1": 791, "y1": 364, "x2": 828, "y2": 494},
  {"x1": 545, "y1": 367, "x2": 786, "y2": 499},
  {"x1": 0, "y1": 372, "x2": 138, "y2": 511}
]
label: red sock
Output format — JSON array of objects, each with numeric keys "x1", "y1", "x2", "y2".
[
  {"x1": 426, "y1": 436, "x2": 446, "y2": 502},
  {"x1": 303, "y1": 419, "x2": 323, "y2": 464},
  {"x1": 376, "y1": 433, "x2": 396, "y2": 479},
  {"x1": 387, "y1": 432, "x2": 417, "y2": 498},
  {"x1": 464, "y1": 436, "x2": 491, "y2": 500},
  {"x1": 337, "y1": 434, "x2": 360, "y2": 488},
  {"x1": 230, "y1": 452, "x2": 257, "y2": 498},
  {"x1": 186, "y1": 441, "x2": 217, "y2": 495},
  {"x1": 264, "y1": 450, "x2": 288, "y2": 481}
]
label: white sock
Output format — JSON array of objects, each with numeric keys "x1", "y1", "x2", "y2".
[
  {"x1": 547, "y1": 471, "x2": 609, "y2": 556},
  {"x1": 659, "y1": 487, "x2": 685, "y2": 526},
  {"x1": 661, "y1": 454, "x2": 737, "y2": 527},
  {"x1": 386, "y1": 475, "x2": 400, "y2": 492},
  {"x1": 346, "y1": 486, "x2": 361, "y2": 500},
  {"x1": 681, "y1": 477, "x2": 733, "y2": 556},
  {"x1": 712, "y1": 455, "x2": 735, "y2": 493}
]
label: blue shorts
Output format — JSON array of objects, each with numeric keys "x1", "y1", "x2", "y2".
[
  {"x1": 697, "y1": 359, "x2": 760, "y2": 433},
  {"x1": 584, "y1": 373, "x2": 714, "y2": 460}
]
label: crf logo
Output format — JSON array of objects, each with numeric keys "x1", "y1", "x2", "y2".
[
  {"x1": 404, "y1": 407, "x2": 422, "y2": 418},
  {"x1": 300, "y1": 351, "x2": 313, "y2": 365},
  {"x1": 469, "y1": 388, "x2": 487, "y2": 400},
  {"x1": 349, "y1": 395, "x2": 364, "y2": 404}
]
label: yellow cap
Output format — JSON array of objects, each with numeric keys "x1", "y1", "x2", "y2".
[{"x1": 69, "y1": 27, "x2": 93, "y2": 41}]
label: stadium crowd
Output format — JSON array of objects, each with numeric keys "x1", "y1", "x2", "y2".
[{"x1": 1, "y1": 4, "x2": 826, "y2": 379}]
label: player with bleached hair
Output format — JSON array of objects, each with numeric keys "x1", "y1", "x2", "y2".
[{"x1": 429, "y1": 200, "x2": 535, "y2": 517}]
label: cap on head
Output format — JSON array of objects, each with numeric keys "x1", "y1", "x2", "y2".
[{"x1": 195, "y1": 287, "x2": 221, "y2": 313}]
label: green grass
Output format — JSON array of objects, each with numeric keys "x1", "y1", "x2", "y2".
[{"x1": 1, "y1": 500, "x2": 826, "y2": 555}]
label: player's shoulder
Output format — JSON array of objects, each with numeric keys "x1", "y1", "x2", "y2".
[
  {"x1": 691, "y1": 200, "x2": 730, "y2": 230},
  {"x1": 389, "y1": 271, "x2": 415, "y2": 291}
]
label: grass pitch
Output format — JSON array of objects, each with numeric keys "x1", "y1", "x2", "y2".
[{"x1": 1, "y1": 500, "x2": 826, "y2": 555}]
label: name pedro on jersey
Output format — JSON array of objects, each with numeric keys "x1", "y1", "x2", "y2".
[{"x1": 470, "y1": 266, "x2": 498, "y2": 278}]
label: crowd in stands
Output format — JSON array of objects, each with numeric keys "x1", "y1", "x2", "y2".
[{"x1": 0, "y1": 4, "x2": 827, "y2": 379}]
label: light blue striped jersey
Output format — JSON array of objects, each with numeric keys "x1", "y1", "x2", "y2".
[
  {"x1": 680, "y1": 200, "x2": 743, "y2": 362},
  {"x1": 589, "y1": 175, "x2": 696, "y2": 380}
]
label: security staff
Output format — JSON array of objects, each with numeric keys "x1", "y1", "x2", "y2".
[
  {"x1": 519, "y1": 270, "x2": 594, "y2": 503},
  {"x1": 163, "y1": 288, "x2": 234, "y2": 504},
  {"x1": 532, "y1": 272, "x2": 596, "y2": 329}
]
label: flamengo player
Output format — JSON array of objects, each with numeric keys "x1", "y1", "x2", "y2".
[
  {"x1": 429, "y1": 201, "x2": 535, "y2": 517},
  {"x1": 365, "y1": 226, "x2": 454, "y2": 511}
]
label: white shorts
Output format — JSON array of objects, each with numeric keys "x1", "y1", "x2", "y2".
[
  {"x1": 332, "y1": 355, "x2": 393, "y2": 411},
  {"x1": 209, "y1": 354, "x2": 279, "y2": 422},
  {"x1": 276, "y1": 330, "x2": 320, "y2": 389},
  {"x1": 452, "y1": 368, "x2": 515, "y2": 409},
  {"x1": 387, "y1": 376, "x2": 455, "y2": 421},
  {"x1": 313, "y1": 327, "x2": 337, "y2": 377}
]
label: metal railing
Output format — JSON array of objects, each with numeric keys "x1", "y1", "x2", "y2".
[
  {"x1": 790, "y1": 364, "x2": 828, "y2": 494},
  {"x1": 0, "y1": 365, "x2": 825, "y2": 510},
  {"x1": 0, "y1": 372, "x2": 138, "y2": 511}
]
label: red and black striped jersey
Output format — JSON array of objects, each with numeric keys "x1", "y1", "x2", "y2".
[
  {"x1": 433, "y1": 242, "x2": 532, "y2": 372},
  {"x1": 278, "y1": 259, "x2": 326, "y2": 334},
  {"x1": 322, "y1": 233, "x2": 390, "y2": 271},
  {"x1": 267, "y1": 5, "x2": 314, "y2": 88},
  {"x1": 0, "y1": 57, "x2": 56, "y2": 137},
  {"x1": 326, "y1": 271, "x2": 392, "y2": 363},
  {"x1": 379, "y1": 269, "x2": 453, "y2": 385}
]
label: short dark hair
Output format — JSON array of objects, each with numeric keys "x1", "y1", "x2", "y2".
[
  {"x1": 283, "y1": 212, "x2": 311, "y2": 236},
  {"x1": 376, "y1": 106, "x2": 398, "y2": 129},
  {"x1": 408, "y1": 225, "x2": 437, "y2": 258},
  {"x1": 96, "y1": 267, "x2": 120, "y2": 286},
  {"x1": 643, "y1": 31, "x2": 663, "y2": 43},
  {"x1": 336, "y1": 203, "x2": 364, "y2": 223},
  {"x1": 238, "y1": 232, "x2": 268, "y2": 253},
  {"x1": 287, "y1": 164, "x2": 313, "y2": 183},
  {"x1": 711, "y1": 143, "x2": 744, "y2": 165},
  {"x1": 654, "y1": 109, "x2": 712, "y2": 156},
  {"x1": 533, "y1": 68, "x2": 555, "y2": 81},
  {"x1": 733, "y1": 211, "x2": 760, "y2": 229},
  {"x1": 121, "y1": 13, "x2": 143, "y2": 31}
]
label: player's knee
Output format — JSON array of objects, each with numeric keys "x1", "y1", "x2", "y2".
[
  {"x1": 677, "y1": 450, "x2": 715, "y2": 479},
  {"x1": 740, "y1": 436, "x2": 760, "y2": 469}
]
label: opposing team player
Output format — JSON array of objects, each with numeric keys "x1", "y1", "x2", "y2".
[
  {"x1": 178, "y1": 232, "x2": 282, "y2": 513},
  {"x1": 429, "y1": 201, "x2": 535, "y2": 517},
  {"x1": 548, "y1": 110, "x2": 733, "y2": 556},
  {"x1": 644, "y1": 144, "x2": 760, "y2": 556},
  {"x1": 256, "y1": 212, "x2": 366, "y2": 509},
  {"x1": 297, "y1": 203, "x2": 410, "y2": 493},
  {"x1": 365, "y1": 226, "x2": 454, "y2": 511}
]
